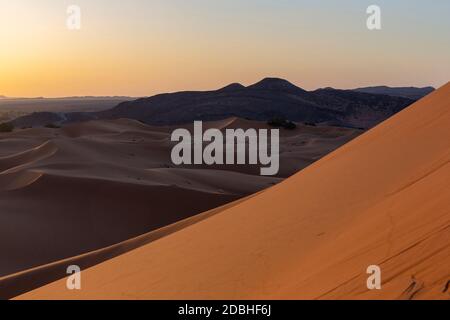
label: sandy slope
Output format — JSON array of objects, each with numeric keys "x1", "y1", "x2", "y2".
[
  {"x1": 18, "y1": 83, "x2": 450, "y2": 300},
  {"x1": 0, "y1": 118, "x2": 358, "y2": 299}
]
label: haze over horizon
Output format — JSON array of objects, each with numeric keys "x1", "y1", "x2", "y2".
[
  {"x1": 1, "y1": 0, "x2": 449, "y2": 98},
  {"x1": 0, "y1": 79, "x2": 439, "y2": 100}
]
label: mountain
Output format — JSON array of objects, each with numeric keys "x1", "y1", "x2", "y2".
[
  {"x1": 95, "y1": 78, "x2": 337, "y2": 126},
  {"x1": 96, "y1": 78, "x2": 414, "y2": 128},
  {"x1": 353, "y1": 86, "x2": 435, "y2": 100},
  {"x1": 247, "y1": 77, "x2": 307, "y2": 93},
  {"x1": 10, "y1": 78, "x2": 415, "y2": 129},
  {"x1": 217, "y1": 83, "x2": 246, "y2": 92},
  {"x1": 0, "y1": 95, "x2": 6, "y2": 99}
]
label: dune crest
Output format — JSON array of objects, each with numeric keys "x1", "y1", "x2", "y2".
[
  {"x1": 0, "y1": 141, "x2": 57, "y2": 173},
  {"x1": 18, "y1": 83, "x2": 450, "y2": 300}
]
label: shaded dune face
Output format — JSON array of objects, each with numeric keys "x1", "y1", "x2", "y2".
[
  {"x1": 0, "y1": 118, "x2": 359, "y2": 299},
  {"x1": 16, "y1": 83, "x2": 449, "y2": 300}
]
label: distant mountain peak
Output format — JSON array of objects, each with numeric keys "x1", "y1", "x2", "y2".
[
  {"x1": 359, "y1": 85, "x2": 434, "y2": 90},
  {"x1": 353, "y1": 86, "x2": 435, "y2": 100},
  {"x1": 217, "y1": 83, "x2": 246, "y2": 92},
  {"x1": 248, "y1": 78, "x2": 306, "y2": 93}
]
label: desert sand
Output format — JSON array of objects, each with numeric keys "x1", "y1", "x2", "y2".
[
  {"x1": 0, "y1": 117, "x2": 359, "y2": 299},
  {"x1": 16, "y1": 83, "x2": 450, "y2": 300}
]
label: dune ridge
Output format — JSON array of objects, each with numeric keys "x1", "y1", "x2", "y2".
[{"x1": 17, "y1": 83, "x2": 449, "y2": 300}]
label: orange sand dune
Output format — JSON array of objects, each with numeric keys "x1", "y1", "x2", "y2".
[
  {"x1": 0, "y1": 117, "x2": 357, "y2": 299},
  {"x1": 19, "y1": 83, "x2": 450, "y2": 300}
]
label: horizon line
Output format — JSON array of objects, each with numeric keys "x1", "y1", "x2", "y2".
[{"x1": 1, "y1": 78, "x2": 442, "y2": 100}]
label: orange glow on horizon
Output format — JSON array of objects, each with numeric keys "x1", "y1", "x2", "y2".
[{"x1": 0, "y1": 0, "x2": 448, "y2": 97}]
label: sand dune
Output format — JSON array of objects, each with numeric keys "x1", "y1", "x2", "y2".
[
  {"x1": 0, "y1": 117, "x2": 358, "y2": 299},
  {"x1": 1, "y1": 195, "x2": 255, "y2": 300},
  {"x1": 17, "y1": 83, "x2": 449, "y2": 300}
]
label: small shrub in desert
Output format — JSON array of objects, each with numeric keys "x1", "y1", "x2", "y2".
[
  {"x1": 0, "y1": 122, "x2": 14, "y2": 133},
  {"x1": 45, "y1": 123, "x2": 61, "y2": 129},
  {"x1": 284, "y1": 121, "x2": 297, "y2": 130},
  {"x1": 268, "y1": 117, "x2": 297, "y2": 130}
]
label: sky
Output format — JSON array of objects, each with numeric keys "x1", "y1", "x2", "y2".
[{"x1": 0, "y1": 0, "x2": 449, "y2": 97}]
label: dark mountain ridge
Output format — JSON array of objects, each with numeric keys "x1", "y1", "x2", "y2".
[
  {"x1": 9, "y1": 78, "x2": 418, "y2": 129},
  {"x1": 353, "y1": 86, "x2": 434, "y2": 100}
]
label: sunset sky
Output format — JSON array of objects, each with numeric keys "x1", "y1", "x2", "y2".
[{"x1": 0, "y1": 0, "x2": 449, "y2": 97}]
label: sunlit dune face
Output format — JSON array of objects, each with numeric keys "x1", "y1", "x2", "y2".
[{"x1": 0, "y1": 0, "x2": 449, "y2": 97}]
